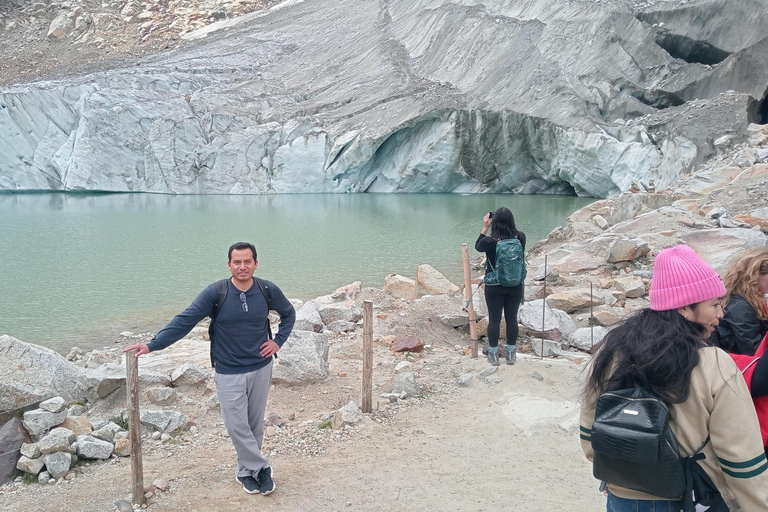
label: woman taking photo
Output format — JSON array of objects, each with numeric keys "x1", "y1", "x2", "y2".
[
  {"x1": 475, "y1": 207, "x2": 526, "y2": 366},
  {"x1": 580, "y1": 245, "x2": 768, "y2": 511},
  {"x1": 715, "y1": 248, "x2": 768, "y2": 355}
]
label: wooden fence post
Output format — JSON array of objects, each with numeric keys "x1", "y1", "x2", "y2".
[
  {"x1": 126, "y1": 350, "x2": 145, "y2": 506},
  {"x1": 362, "y1": 300, "x2": 373, "y2": 413},
  {"x1": 462, "y1": 243, "x2": 478, "y2": 359}
]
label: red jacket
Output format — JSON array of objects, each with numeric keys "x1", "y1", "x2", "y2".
[{"x1": 730, "y1": 332, "x2": 768, "y2": 446}]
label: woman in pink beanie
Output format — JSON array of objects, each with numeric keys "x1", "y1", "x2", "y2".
[{"x1": 580, "y1": 245, "x2": 768, "y2": 511}]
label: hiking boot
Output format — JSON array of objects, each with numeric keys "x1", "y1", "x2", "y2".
[
  {"x1": 506, "y1": 345, "x2": 516, "y2": 365},
  {"x1": 257, "y1": 466, "x2": 275, "y2": 495},
  {"x1": 487, "y1": 350, "x2": 500, "y2": 366},
  {"x1": 236, "y1": 474, "x2": 259, "y2": 494}
]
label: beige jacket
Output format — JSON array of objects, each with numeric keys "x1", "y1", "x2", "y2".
[{"x1": 580, "y1": 347, "x2": 768, "y2": 510}]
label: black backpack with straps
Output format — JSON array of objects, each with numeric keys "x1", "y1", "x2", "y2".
[{"x1": 208, "y1": 277, "x2": 274, "y2": 368}]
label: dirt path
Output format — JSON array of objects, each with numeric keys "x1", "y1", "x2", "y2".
[{"x1": 0, "y1": 350, "x2": 604, "y2": 512}]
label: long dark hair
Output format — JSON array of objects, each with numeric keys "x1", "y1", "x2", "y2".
[
  {"x1": 490, "y1": 207, "x2": 519, "y2": 240},
  {"x1": 584, "y1": 307, "x2": 709, "y2": 407}
]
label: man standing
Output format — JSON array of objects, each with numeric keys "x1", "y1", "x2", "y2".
[{"x1": 125, "y1": 242, "x2": 295, "y2": 496}]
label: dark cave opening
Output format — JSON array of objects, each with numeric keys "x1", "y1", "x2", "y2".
[
  {"x1": 654, "y1": 32, "x2": 731, "y2": 66},
  {"x1": 750, "y1": 86, "x2": 768, "y2": 125}
]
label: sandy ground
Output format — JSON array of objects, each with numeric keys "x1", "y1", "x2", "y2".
[{"x1": 0, "y1": 341, "x2": 604, "y2": 512}]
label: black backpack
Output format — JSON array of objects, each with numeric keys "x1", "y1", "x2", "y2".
[
  {"x1": 589, "y1": 382, "x2": 728, "y2": 511},
  {"x1": 208, "y1": 277, "x2": 273, "y2": 368}
]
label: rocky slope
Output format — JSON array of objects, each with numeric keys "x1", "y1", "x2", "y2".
[{"x1": 1, "y1": 0, "x2": 767, "y2": 196}]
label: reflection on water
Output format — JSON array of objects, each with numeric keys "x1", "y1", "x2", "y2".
[{"x1": 0, "y1": 192, "x2": 594, "y2": 353}]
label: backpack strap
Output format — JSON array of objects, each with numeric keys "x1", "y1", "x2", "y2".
[{"x1": 208, "y1": 279, "x2": 229, "y2": 367}]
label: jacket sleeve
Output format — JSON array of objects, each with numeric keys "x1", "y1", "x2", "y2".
[
  {"x1": 726, "y1": 297, "x2": 765, "y2": 356},
  {"x1": 709, "y1": 352, "x2": 768, "y2": 510},
  {"x1": 147, "y1": 285, "x2": 216, "y2": 352},
  {"x1": 475, "y1": 233, "x2": 491, "y2": 252},
  {"x1": 268, "y1": 282, "x2": 295, "y2": 347}
]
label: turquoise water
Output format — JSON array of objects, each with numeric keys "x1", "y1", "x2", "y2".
[{"x1": 0, "y1": 193, "x2": 594, "y2": 353}]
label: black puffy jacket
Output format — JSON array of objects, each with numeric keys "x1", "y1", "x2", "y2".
[{"x1": 714, "y1": 294, "x2": 768, "y2": 356}]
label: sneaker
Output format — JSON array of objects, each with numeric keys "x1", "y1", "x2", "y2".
[
  {"x1": 236, "y1": 474, "x2": 259, "y2": 494},
  {"x1": 487, "y1": 350, "x2": 500, "y2": 366},
  {"x1": 506, "y1": 346, "x2": 516, "y2": 365},
  {"x1": 257, "y1": 466, "x2": 275, "y2": 495}
]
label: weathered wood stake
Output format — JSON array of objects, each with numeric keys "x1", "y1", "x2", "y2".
[
  {"x1": 541, "y1": 254, "x2": 548, "y2": 360},
  {"x1": 362, "y1": 300, "x2": 373, "y2": 413},
  {"x1": 126, "y1": 350, "x2": 146, "y2": 506},
  {"x1": 461, "y1": 243, "x2": 479, "y2": 358}
]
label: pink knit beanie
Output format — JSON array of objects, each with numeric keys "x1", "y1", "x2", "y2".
[{"x1": 649, "y1": 245, "x2": 726, "y2": 311}]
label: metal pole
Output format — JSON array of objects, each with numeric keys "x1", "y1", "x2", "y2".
[
  {"x1": 541, "y1": 254, "x2": 547, "y2": 360},
  {"x1": 462, "y1": 243, "x2": 478, "y2": 358},
  {"x1": 126, "y1": 350, "x2": 145, "y2": 506},
  {"x1": 362, "y1": 300, "x2": 373, "y2": 413}
]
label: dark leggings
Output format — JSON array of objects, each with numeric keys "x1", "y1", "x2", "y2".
[{"x1": 484, "y1": 283, "x2": 523, "y2": 348}]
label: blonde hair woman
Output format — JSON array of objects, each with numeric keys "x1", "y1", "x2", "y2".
[{"x1": 715, "y1": 248, "x2": 768, "y2": 355}]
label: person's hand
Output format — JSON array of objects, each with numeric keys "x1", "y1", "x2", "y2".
[
  {"x1": 124, "y1": 343, "x2": 150, "y2": 357},
  {"x1": 483, "y1": 213, "x2": 492, "y2": 229},
  {"x1": 260, "y1": 339, "x2": 280, "y2": 357}
]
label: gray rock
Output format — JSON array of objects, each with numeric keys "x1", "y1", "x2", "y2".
[
  {"x1": 382, "y1": 372, "x2": 421, "y2": 398},
  {"x1": 294, "y1": 301, "x2": 324, "y2": 333},
  {"x1": 21, "y1": 409, "x2": 67, "y2": 442},
  {"x1": 457, "y1": 374, "x2": 474, "y2": 387},
  {"x1": 67, "y1": 404, "x2": 87, "y2": 416},
  {"x1": 613, "y1": 276, "x2": 646, "y2": 299},
  {"x1": 137, "y1": 369, "x2": 172, "y2": 388},
  {"x1": 75, "y1": 435, "x2": 114, "y2": 459},
  {"x1": 0, "y1": 418, "x2": 27, "y2": 484},
  {"x1": 0, "y1": 335, "x2": 93, "y2": 415},
  {"x1": 606, "y1": 237, "x2": 650, "y2": 264},
  {"x1": 383, "y1": 274, "x2": 417, "y2": 300},
  {"x1": 140, "y1": 410, "x2": 187, "y2": 433},
  {"x1": 272, "y1": 331, "x2": 330, "y2": 385},
  {"x1": 338, "y1": 401, "x2": 363, "y2": 425},
  {"x1": 325, "y1": 320, "x2": 356, "y2": 333},
  {"x1": 39, "y1": 397, "x2": 67, "y2": 413},
  {"x1": 477, "y1": 367, "x2": 498, "y2": 379},
  {"x1": 43, "y1": 451, "x2": 72, "y2": 479},
  {"x1": 519, "y1": 300, "x2": 576, "y2": 341},
  {"x1": 84, "y1": 363, "x2": 126, "y2": 399},
  {"x1": 20, "y1": 442, "x2": 40, "y2": 459},
  {"x1": 38, "y1": 428, "x2": 76, "y2": 454},
  {"x1": 413, "y1": 294, "x2": 468, "y2": 328},
  {"x1": 531, "y1": 339, "x2": 562, "y2": 358},
  {"x1": 146, "y1": 387, "x2": 177, "y2": 405},
  {"x1": 38, "y1": 470, "x2": 51, "y2": 485},
  {"x1": 314, "y1": 302, "x2": 362, "y2": 325},
  {"x1": 531, "y1": 371, "x2": 545, "y2": 382},
  {"x1": 170, "y1": 364, "x2": 209, "y2": 387},
  {"x1": 16, "y1": 455, "x2": 45, "y2": 476},
  {"x1": 567, "y1": 327, "x2": 609, "y2": 352}
]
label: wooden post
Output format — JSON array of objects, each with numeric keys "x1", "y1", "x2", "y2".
[
  {"x1": 462, "y1": 243, "x2": 479, "y2": 358},
  {"x1": 126, "y1": 350, "x2": 145, "y2": 506},
  {"x1": 362, "y1": 300, "x2": 373, "y2": 414}
]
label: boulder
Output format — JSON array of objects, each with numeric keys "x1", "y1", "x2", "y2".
[
  {"x1": 39, "y1": 397, "x2": 67, "y2": 413},
  {"x1": 470, "y1": 284, "x2": 488, "y2": 318},
  {"x1": 0, "y1": 335, "x2": 93, "y2": 415},
  {"x1": 16, "y1": 455, "x2": 45, "y2": 476},
  {"x1": 416, "y1": 264, "x2": 459, "y2": 297},
  {"x1": 383, "y1": 274, "x2": 418, "y2": 300},
  {"x1": 325, "y1": 320, "x2": 356, "y2": 333},
  {"x1": 139, "y1": 411, "x2": 187, "y2": 434},
  {"x1": 84, "y1": 363, "x2": 126, "y2": 398},
  {"x1": 271, "y1": 331, "x2": 330, "y2": 384},
  {"x1": 413, "y1": 294, "x2": 468, "y2": 328},
  {"x1": 606, "y1": 237, "x2": 650, "y2": 263},
  {"x1": 531, "y1": 339, "x2": 562, "y2": 357},
  {"x1": 613, "y1": 276, "x2": 646, "y2": 299},
  {"x1": 294, "y1": 301, "x2": 324, "y2": 332},
  {"x1": 314, "y1": 302, "x2": 362, "y2": 325},
  {"x1": 170, "y1": 364, "x2": 209, "y2": 387},
  {"x1": 21, "y1": 409, "x2": 68, "y2": 442},
  {"x1": 519, "y1": 300, "x2": 576, "y2": 341},
  {"x1": 145, "y1": 387, "x2": 177, "y2": 405},
  {"x1": 38, "y1": 428, "x2": 76, "y2": 454},
  {"x1": 75, "y1": 435, "x2": 113, "y2": 460},
  {"x1": 567, "y1": 327, "x2": 609, "y2": 352},
  {"x1": 546, "y1": 289, "x2": 607, "y2": 313},
  {"x1": 44, "y1": 451, "x2": 72, "y2": 479},
  {"x1": 684, "y1": 228, "x2": 768, "y2": 274},
  {"x1": 0, "y1": 418, "x2": 28, "y2": 484}
]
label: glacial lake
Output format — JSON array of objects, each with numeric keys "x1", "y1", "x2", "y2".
[{"x1": 0, "y1": 193, "x2": 594, "y2": 354}]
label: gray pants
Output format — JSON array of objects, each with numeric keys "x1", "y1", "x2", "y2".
[{"x1": 214, "y1": 360, "x2": 273, "y2": 478}]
